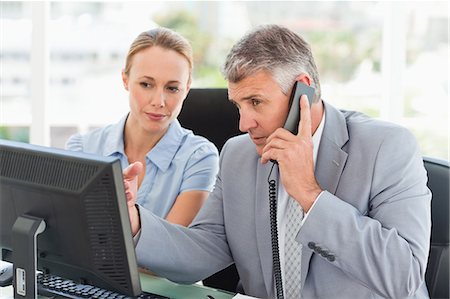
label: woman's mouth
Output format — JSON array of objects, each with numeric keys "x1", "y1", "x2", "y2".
[{"x1": 145, "y1": 112, "x2": 166, "y2": 121}]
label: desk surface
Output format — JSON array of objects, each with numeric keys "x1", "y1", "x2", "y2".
[
  {"x1": 140, "y1": 273, "x2": 235, "y2": 299},
  {"x1": 0, "y1": 273, "x2": 235, "y2": 299}
]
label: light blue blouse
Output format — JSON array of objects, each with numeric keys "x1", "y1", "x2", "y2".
[{"x1": 65, "y1": 115, "x2": 219, "y2": 218}]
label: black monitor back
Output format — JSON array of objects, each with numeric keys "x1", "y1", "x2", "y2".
[{"x1": 0, "y1": 139, "x2": 141, "y2": 296}]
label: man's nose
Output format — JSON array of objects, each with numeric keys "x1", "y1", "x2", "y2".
[{"x1": 239, "y1": 110, "x2": 257, "y2": 133}]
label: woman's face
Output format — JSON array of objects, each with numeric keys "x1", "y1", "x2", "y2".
[{"x1": 122, "y1": 46, "x2": 191, "y2": 135}]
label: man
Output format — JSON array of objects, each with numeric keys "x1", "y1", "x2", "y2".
[{"x1": 124, "y1": 25, "x2": 431, "y2": 298}]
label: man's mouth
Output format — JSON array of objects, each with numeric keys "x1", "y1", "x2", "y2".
[{"x1": 250, "y1": 135, "x2": 266, "y2": 145}]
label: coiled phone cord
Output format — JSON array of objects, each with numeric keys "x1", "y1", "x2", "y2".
[{"x1": 268, "y1": 162, "x2": 284, "y2": 299}]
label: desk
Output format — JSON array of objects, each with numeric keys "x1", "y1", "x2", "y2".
[
  {"x1": 0, "y1": 273, "x2": 235, "y2": 299},
  {"x1": 139, "y1": 273, "x2": 235, "y2": 299}
]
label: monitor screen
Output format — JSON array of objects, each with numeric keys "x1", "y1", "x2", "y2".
[{"x1": 0, "y1": 139, "x2": 141, "y2": 296}]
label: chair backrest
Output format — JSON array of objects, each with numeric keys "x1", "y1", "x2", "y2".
[
  {"x1": 423, "y1": 156, "x2": 449, "y2": 299},
  {"x1": 178, "y1": 88, "x2": 241, "y2": 292},
  {"x1": 178, "y1": 88, "x2": 241, "y2": 152}
]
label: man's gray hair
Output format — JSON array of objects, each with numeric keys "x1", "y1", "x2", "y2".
[{"x1": 222, "y1": 24, "x2": 321, "y2": 102}]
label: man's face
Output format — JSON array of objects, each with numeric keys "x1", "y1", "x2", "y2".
[{"x1": 228, "y1": 70, "x2": 291, "y2": 156}]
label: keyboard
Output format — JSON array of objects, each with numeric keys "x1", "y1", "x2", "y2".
[{"x1": 37, "y1": 273, "x2": 171, "y2": 299}]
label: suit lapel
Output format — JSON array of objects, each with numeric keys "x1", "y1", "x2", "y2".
[
  {"x1": 255, "y1": 160, "x2": 278, "y2": 297},
  {"x1": 315, "y1": 102, "x2": 349, "y2": 195},
  {"x1": 301, "y1": 101, "x2": 349, "y2": 290},
  {"x1": 315, "y1": 138, "x2": 348, "y2": 195}
]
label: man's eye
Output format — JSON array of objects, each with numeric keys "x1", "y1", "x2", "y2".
[
  {"x1": 251, "y1": 99, "x2": 261, "y2": 106},
  {"x1": 140, "y1": 82, "x2": 152, "y2": 88}
]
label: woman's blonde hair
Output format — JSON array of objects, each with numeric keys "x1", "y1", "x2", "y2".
[{"x1": 124, "y1": 27, "x2": 193, "y2": 81}]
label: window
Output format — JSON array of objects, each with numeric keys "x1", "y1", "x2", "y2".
[
  {"x1": 1, "y1": 2, "x2": 32, "y2": 142},
  {"x1": 1, "y1": 1, "x2": 448, "y2": 159}
]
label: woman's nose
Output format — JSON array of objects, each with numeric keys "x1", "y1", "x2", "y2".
[{"x1": 150, "y1": 89, "x2": 165, "y2": 108}]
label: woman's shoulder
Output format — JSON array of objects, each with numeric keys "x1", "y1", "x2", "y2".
[
  {"x1": 167, "y1": 123, "x2": 218, "y2": 162},
  {"x1": 181, "y1": 130, "x2": 219, "y2": 156},
  {"x1": 65, "y1": 122, "x2": 122, "y2": 153}
]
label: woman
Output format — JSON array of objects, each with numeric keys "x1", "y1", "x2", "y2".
[{"x1": 66, "y1": 27, "x2": 219, "y2": 227}]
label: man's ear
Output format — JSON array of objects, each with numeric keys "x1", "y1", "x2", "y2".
[
  {"x1": 295, "y1": 74, "x2": 312, "y2": 86},
  {"x1": 121, "y1": 70, "x2": 129, "y2": 91}
]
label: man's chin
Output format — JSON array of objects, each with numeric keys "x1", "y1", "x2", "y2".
[
  {"x1": 254, "y1": 145, "x2": 263, "y2": 157},
  {"x1": 249, "y1": 136, "x2": 265, "y2": 156}
]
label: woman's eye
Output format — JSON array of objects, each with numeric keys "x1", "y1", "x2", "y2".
[
  {"x1": 167, "y1": 86, "x2": 180, "y2": 93},
  {"x1": 140, "y1": 82, "x2": 152, "y2": 88}
]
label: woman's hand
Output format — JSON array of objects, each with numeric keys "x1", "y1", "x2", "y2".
[{"x1": 123, "y1": 161, "x2": 144, "y2": 235}]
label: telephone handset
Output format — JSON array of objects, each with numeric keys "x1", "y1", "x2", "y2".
[
  {"x1": 283, "y1": 81, "x2": 315, "y2": 135},
  {"x1": 269, "y1": 82, "x2": 315, "y2": 165}
]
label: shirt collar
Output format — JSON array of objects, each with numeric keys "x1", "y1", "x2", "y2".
[
  {"x1": 147, "y1": 119, "x2": 188, "y2": 172},
  {"x1": 102, "y1": 114, "x2": 128, "y2": 157},
  {"x1": 312, "y1": 108, "x2": 326, "y2": 164}
]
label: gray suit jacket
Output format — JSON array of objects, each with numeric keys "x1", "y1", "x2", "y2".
[{"x1": 136, "y1": 101, "x2": 431, "y2": 298}]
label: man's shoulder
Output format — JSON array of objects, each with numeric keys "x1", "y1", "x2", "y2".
[
  {"x1": 222, "y1": 134, "x2": 252, "y2": 151},
  {"x1": 335, "y1": 109, "x2": 419, "y2": 160},
  {"x1": 342, "y1": 110, "x2": 413, "y2": 141},
  {"x1": 220, "y1": 134, "x2": 256, "y2": 162},
  {"x1": 218, "y1": 134, "x2": 260, "y2": 176}
]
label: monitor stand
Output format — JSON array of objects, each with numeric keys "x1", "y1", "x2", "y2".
[{"x1": 11, "y1": 215, "x2": 46, "y2": 299}]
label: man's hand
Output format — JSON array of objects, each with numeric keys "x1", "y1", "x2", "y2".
[
  {"x1": 261, "y1": 95, "x2": 322, "y2": 212},
  {"x1": 123, "y1": 161, "x2": 144, "y2": 235}
]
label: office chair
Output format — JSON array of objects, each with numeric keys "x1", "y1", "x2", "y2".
[
  {"x1": 178, "y1": 88, "x2": 242, "y2": 292},
  {"x1": 178, "y1": 88, "x2": 240, "y2": 152},
  {"x1": 423, "y1": 157, "x2": 449, "y2": 299}
]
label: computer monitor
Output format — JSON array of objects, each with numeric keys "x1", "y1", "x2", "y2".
[{"x1": 0, "y1": 139, "x2": 141, "y2": 297}]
